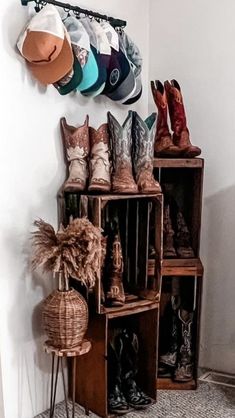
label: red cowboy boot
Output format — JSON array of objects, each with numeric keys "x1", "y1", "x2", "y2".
[
  {"x1": 151, "y1": 80, "x2": 181, "y2": 157},
  {"x1": 164, "y1": 80, "x2": 201, "y2": 158}
]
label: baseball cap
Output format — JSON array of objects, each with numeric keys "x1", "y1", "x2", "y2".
[
  {"x1": 121, "y1": 32, "x2": 143, "y2": 104},
  {"x1": 102, "y1": 47, "x2": 128, "y2": 94},
  {"x1": 53, "y1": 50, "x2": 83, "y2": 95},
  {"x1": 80, "y1": 18, "x2": 110, "y2": 96},
  {"x1": 62, "y1": 15, "x2": 99, "y2": 92},
  {"x1": 113, "y1": 31, "x2": 143, "y2": 104},
  {"x1": 100, "y1": 21, "x2": 119, "y2": 52},
  {"x1": 104, "y1": 33, "x2": 136, "y2": 102},
  {"x1": 54, "y1": 15, "x2": 99, "y2": 95},
  {"x1": 17, "y1": 4, "x2": 73, "y2": 85}
]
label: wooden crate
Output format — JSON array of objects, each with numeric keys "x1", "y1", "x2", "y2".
[
  {"x1": 153, "y1": 158, "x2": 204, "y2": 258},
  {"x1": 157, "y1": 273, "x2": 203, "y2": 390},
  {"x1": 152, "y1": 158, "x2": 204, "y2": 391},
  {"x1": 59, "y1": 193, "x2": 163, "y2": 314},
  {"x1": 73, "y1": 303, "x2": 159, "y2": 418}
]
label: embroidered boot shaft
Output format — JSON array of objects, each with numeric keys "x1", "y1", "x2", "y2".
[
  {"x1": 132, "y1": 112, "x2": 161, "y2": 193},
  {"x1": 175, "y1": 211, "x2": 195, "y2": 258},
  {"x1": 164, "y1": 80, "x2": 201, "y2": 158},
  {"x1": 159, "y1": 293, "x2": 181, "y2": 368},
  {"x1": 108, "y1": 111, "x2": 138, "y2": 194},
  {"x1": 120, "y1": 329, "x2": 153, "y2": 409},
  {"x1": 88, "y1": 123, "x2": 111, "y2": 192},
  {"x1": 60, "y1": 116, "x2": 89, "y2": 191},
  {"x1": 151, "y1": 80, "x2": 181, "y2": 157},
  {"x1": 174, "y1": 309, "x2": 194, "y2": 382},
  {"x1": 105, "y1": 217, "x2": 125, "y2": 307},
  {"x1": 163, "y1": 204, "x2": 177, "y2": 258}
]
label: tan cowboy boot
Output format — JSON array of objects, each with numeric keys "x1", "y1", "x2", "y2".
[
  {"x1": 106, "y1": 232, "x2": 125, "y2": 307},
  {"x1": 164, "y1": 80, "x2": 201, "y2": 158},
  {"x1": 163, "y1": 204, "x2": 177, "y2": 258},
  {"x1": 151, "y1": 80, "x2": 181, "y2": 157},
  {"x1": 88, "y1": 124, "x2": 111, "y2": 192},
  {"x1": 108, "y1": 111, "x2": 138, "y2": 194},
  {"x1": 60, "y1": 116, "x2": 89, "y2": 191},
  {"x1": 175, "y1": 211, "x2": 195, "y2": 258},
  {"x1": 132, "y1": 112, "x2": 161, "y2": 193}
]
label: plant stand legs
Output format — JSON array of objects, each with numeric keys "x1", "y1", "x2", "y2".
[
  {"x1": 49, "y1": 355, "x2": 76, "y2": 418},
  {"x1": 44, "y1": 340, "x2": 91, "y2": 418}
]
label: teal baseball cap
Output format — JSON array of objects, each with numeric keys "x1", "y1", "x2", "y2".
[
  {"x1": 80, "y1": 18, "x2": 111, "y2": 97},
  {"x1": 77, "y1": 45, "x2": 99, "y2": 92},
  {"x1": 61, "y1": 15, "x2": 99, "y2": 92}
]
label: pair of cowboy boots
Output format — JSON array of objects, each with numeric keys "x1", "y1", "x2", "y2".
[
  {"x1": 60, "y1": 116, "x2": 111, "y2": 192},
  {"x1": 108, "y1": 111, "x2": 161, "y2": 194},
  {"x1": 159, "y1": 298, "x2": 194, "y2": 382},
  {"x1": 163, "y1": 203, "x2": 194, "y2": 258},
  {"x1": 151, "y1": 79, "x2": 201, "y2": 158},
  {"x1": 108, "y1": 328, "x2": 153, "y2": 415}
]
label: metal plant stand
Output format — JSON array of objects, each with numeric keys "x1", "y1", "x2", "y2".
[{"x1": 44, "y1": 340, "x2": 91, "y2": 418}]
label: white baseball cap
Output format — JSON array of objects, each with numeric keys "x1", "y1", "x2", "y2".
[{"x1": 17, "y1": 4, "x2": 73, "y2": 85}]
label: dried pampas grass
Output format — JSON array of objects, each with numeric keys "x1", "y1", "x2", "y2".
[{"x1": 31, "y1": 217, "x2": 102, "y2": 288}]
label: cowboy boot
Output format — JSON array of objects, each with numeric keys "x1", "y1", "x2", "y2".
[
  {"x1": 88, "y1": 124, "x2": 111, "y2": 192},
  {"x1": 163, "y1": 204, "x2": 177, "y2": 258},
  {"x1": 120, "y1": 329, "x2": 153, "y2": 410},
  {"x1": 105, "y1": 219, "x2": 125, "y2": 307},
  {"x1": 108, "y1": 111, "x2": 138, "y2": 194},
  {"x1": 60, "y1": 116, "x2": 89, "y2": 191},
  {"x1": 174, "y1": 309, "x2": 194, "y2": 382},
  {"x1": 151, "y1": 80, "x2": 181, "y2": 157},
  {"x1": 175, "y1": 211, "x2": 195, "y2": 258},
  {"x1": 164, "y1": 80, "x2": 201, "y2": 158},
  {"x1": 132, "y1": 112, "x2": 161, "y2": 193},
  {"x1": 159, "y1": 279, "x2": 181, "y2": 368},
  {"x1": 108, "y1": 330, "x2": 132, "y2": 415}
]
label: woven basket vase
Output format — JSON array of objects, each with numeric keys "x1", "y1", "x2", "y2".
[{"x1": 42, "y1": 287, "x2": 88, "y2": 349}]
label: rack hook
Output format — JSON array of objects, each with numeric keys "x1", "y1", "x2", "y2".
[
  {"x1": 34, "y1": 0, "x2": 41, "y2": 12},
  {"x1": 63, "y1": 6, "x2": 70, "y2": 17}
]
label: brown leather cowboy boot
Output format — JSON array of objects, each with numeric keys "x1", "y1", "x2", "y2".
[
  {"x1": 132, "y1": 112, "x2": 161, "y2": 193},
  {"x1": 175, "y1": 211, "x2": 194, "y2": 258},
  {"x1": 60, "y1": 116, "x2": 89, "y2": 191},
  {"x1": 108, "y1": 111, "x2": 138, "y2": 194},
  {"x1": 106, "y1": 220, "x2": 125, "y2": 306},
  {"x1": 88, "y1": 124, "x2": 111, "y2": 192},
  {"x1": 163, "y1": 204, "x2": 177, "y2": 258},
  {"x1": 164, "y1": 80, "x2": 201, "y2": 158},
  {"x1": 151, "y1": 80, "x2": 181, "y2": 157}
]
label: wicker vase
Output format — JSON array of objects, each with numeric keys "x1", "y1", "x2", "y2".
[{"x1": 42, "y1": 272, "x2": 88, "y2": 349}]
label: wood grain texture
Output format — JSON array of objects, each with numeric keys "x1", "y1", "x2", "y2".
[{"x1": 156, "y1": 378, "x2": 197, "y2": 390}]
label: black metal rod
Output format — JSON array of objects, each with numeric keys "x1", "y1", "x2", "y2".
[
  {"x1": 61, "y1": 358, "x2": 69, "y2": 418},
  {"x1": 49, "y1": 354, "x2": 55, "y2": 417},
  {"x1": 72, "y1": 356, "x2": 76, "y2": 418},
  {"x1": 20, "y1": 0, "x2": 127, "y2": 27},
  {"x1": 51, "y1": 356, "x2": 60, "y2": 417}
]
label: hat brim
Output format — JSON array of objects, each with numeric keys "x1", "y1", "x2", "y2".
[
  {"x1": 82, "y1": 81, "x2": 106, "y2": 97},
  {"x1": 123, "y1": 86, "x2": 142, "y2": 105},
  {"x1": 106, "y1": 68, "x2": 135, "y2": 101},
  {"x1": 122, "y1": 74, "x2": 142, "y2": 104},
  {"x1": 28, "y1": 34, "x2": 73, "y2": 85}
]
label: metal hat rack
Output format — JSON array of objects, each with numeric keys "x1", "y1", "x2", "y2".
[{"x1": 20, "y1": 0, "x2": 127, "y2": 28}]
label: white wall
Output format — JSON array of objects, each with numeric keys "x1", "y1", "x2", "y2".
[
  {"x1": 0, "y1": 1, "x2": 149, "y2": 417},
  {"x1": 1, "y1": 1, "x2": 235, "y2": 416},
  {"x1": 149, "y1": 0, "x2": 235, "y2": 373}
]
